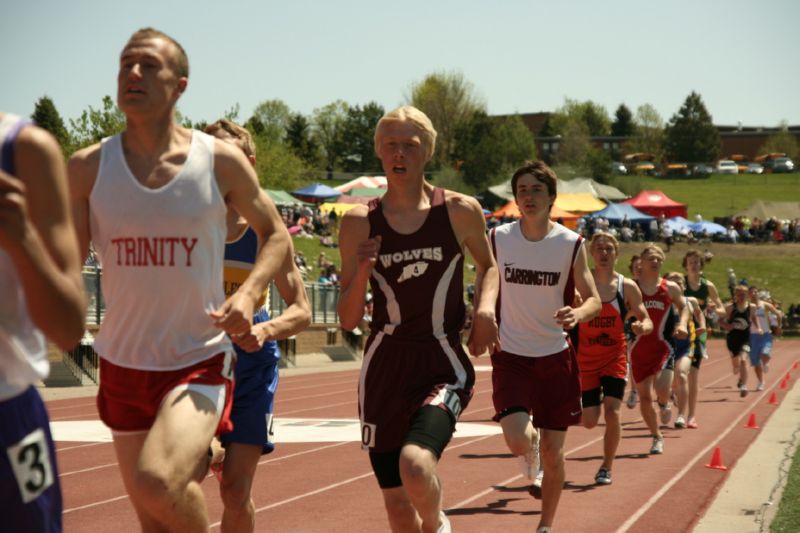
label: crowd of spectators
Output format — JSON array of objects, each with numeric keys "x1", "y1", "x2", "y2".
[{"x1": 724, "y1": 216, "x2": 800, "y2": 243}]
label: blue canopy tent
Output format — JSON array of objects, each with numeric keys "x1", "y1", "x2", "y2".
[
  {"x1": 585, "y1": 202, "x2": 655, "y2": 225},
  {"x1": 689, "y1": 220, "x2": 726, "y2": 235},
  {"x1": 664, "y1": 216, "x2": 693, "y2": 235},
  {"x1": 291, "y1": 183, "x2": 342, "y2": 203}
]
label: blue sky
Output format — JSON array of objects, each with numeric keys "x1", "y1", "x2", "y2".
[{"x1": 3, "y1": 0, "x2": 798, "y2": 128}]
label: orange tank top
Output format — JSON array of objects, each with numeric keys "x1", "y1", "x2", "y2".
[{"x1": 576, "y1": 273, "x2": 627, "y2": 371}]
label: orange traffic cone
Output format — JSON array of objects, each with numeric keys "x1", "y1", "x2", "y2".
[
  {"x1": 744, "y1": 413, "x2": 759, "y2": 429},
  {"x1": 768, "y1": 392, "x2": 779, "y2": 405},
  {"x1": 705, "y1": 447, "x2": 727, "y2": 470},
  {"x1": 786, "y1": 372, "x2": 792, "y2": 381},
  {"x1": 780, "y1": 378, "x2": 789, "y2": 390}
]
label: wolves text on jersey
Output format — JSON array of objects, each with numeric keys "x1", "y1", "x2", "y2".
[
  {"x1": 379, "y1": 246, "x2": 443, "y2": 269},
  {"x1": 109, "y1": 236, "x2": 199, "y2": 267}
]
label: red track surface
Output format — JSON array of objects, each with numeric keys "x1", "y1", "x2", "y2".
[{"x1": 53, "y1": 339, "x2": 799, "y2": 532}]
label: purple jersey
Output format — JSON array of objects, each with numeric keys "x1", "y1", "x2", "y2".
[{"x1": 367, "y1": 187, "x2": 466, "y2": 341}]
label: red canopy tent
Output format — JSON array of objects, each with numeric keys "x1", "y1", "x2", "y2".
[{"x1": 623, "y1": 190, "x2": 687, "y2": 219}]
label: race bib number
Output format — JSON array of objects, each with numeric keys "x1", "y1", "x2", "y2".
[
  {"x1": 266, "y1": 413, "x2": 275, "y2": 446},
  {"x1": 221, "y1": 352, "x2": 235, "y2": 381},
  {"x1": 6, "y1": 428, "x2": 55, "y2": 504},
  {"x1": 442, "y1": 389, "x2": 463, "y2": 420},
  {"x1": 360, "y1": 422, "x2": 376, "y2": 448}
]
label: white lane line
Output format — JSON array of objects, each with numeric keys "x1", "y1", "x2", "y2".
[
  {"x1": 208, "y1": 436, "x2": 499, "y2": 529},
  {"x1": 615, "y1": 376, "x2": 785, "y2": 532},
  {"x1": 63, "y1": 495, "x2": 129, "y2": 514}
]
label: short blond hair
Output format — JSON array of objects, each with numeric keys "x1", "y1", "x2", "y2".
[
  {"x1": 664, "y1": 271, "x2": 685, "y2": 287},
  {"x1": 590, "y1": 231, "x2": 619, "y2": 255},
  {"x1": 126, "y1": 27, "x2": 189, "y2": 78},
  {"x1": 640, "y1": 244, "x2": 665, "y2": 261},
  {"x1": 205, "y1": 119, "x2": 256, "y2": 158},
  {"x1": 374, "y1": 106, "x2": 437, "y2": 160}
]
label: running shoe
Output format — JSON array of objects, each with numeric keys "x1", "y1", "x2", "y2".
[
  {"x1": 686, "y1": 417, "x2": 698, "y2": 429},
  {"x1": 650, "y1": 436, "x2": 664, "y2": 455},
  {"x1": 740, "y1": 384, "x2": 749, "y2": 398},
  {"x1": 659, "y1": 402, "x2": 672, "y2": 425},
  {"x1": 437, "y1": 511, "x2": 451, "y2": 533},
  {"x1": 529, "y1": 469, "x2": 544, "y2": 499},
  {"x1": 595, "y1": 467, "x2": 612, "y2": 485},
  {"x1": 536, "y1": 528, "x2": 552, "y2": 533},
  {"x1": 674, "y1": 415, "x2": 686, "y2": 429},
  {"x1": 626, "y1": 389, "x2": 638, "y2": 409},
  {"x1": 756, "y1": 382, "x2": 765, "y2": 391},
  {"x1": 517, "y1": 436, "x2": 540, "y2": 481}
]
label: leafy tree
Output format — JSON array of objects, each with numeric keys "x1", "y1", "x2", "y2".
[
  {"x1": 554, "y1": 116, "x2": 592, "y2": 167},
  {"x1": 549, "y1": 98, "x2": 611, "y2": 137},
  {"x1": 246, "y1": 99, "x2": 291, "y2": 143},
  {"x1": 31, "y1": 95, "x2": 72, "y2": 151},
  {"x1": 68, "y1": 96, "x2": 126, "y2": 152},
  {"x1": 629, "y1": 103, "x2": 665, "y2": 162},
  {"x1": 611, "y1": 104, "x2": 634, "y2": 137},
  {"x1": 285, "y1": 113, "x2": 320, "y2": 166},
  {"x1": 340, "y1": 102, "x2": 384, "y2": 173},
  {"x1": 408, "y1": 71, "x2": 485, "y2": 168},
  {"x1": 253, "y1": 135, "x2": 310, "y2": 190},
  {"x1": 665, "y1": 91, "x2": 720, "y2": 163},
  {"x1": 223, "y1": 103, "x2": 240, "y2": 122},
  {"x1": 760, "y1": 122, "x2": 799, "y2": 159},
  {"x1": 454, "y1": 113, "x2": 537, "y2": 190},
  {"x1": 312, "y1": 100, "x2": 349, "y2": 172}
]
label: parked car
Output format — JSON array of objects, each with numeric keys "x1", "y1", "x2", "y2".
[
  {"x1": 692, "y1": 163, "x2": 714, "y2": 177},
  {"x1": 746, "y1": 163, "x2": 764, "y2": 174},
  {"x1": 771, "y1": 157, "x2": 795, "y2": 173},
  {"x1": 665, "y1": 163, "x2": 690, "y2": 177},
  {"x1": 716, "y1": 160, "x2": 739, "y2": 174}
]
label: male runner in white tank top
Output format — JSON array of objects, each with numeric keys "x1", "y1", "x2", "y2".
[
  {"x1": 490, "y1": 161, "x2": 601, "y2": 533},
  {"x1": 68, "y1": 29, "x2": 291, "y2": 531},
  {"x1": 0, "y1": 112, "x2": 86, "y2": 532}
]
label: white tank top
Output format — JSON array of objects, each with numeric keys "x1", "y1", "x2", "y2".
[
  {"x1": 750, "y1": 302, "x2": 771, "y2": 334},
  {"x1": 491, "y1": 221, "x2": 583, "y2": 357},
  {"x1": 0, "y1": 114, "x2": 49, "y2": 400},
  {"x1": 90, "y1": 131, "x2": 232, "y2": 370}
]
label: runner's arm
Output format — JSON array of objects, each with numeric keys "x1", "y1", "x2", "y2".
[
  {"x1": 9, "y1": 126, "x2": 87, "y2": 349},
  {"x1": 555, "y1": 243, "x2": 601, "y2": 329},
  {"x1": 337, "y1": 206, "x2": 376, "y2": 331},
  {"x1": 449, "y1": 194, "x2": 499, "y2": 356},
  {"x1": 212, "y1": 140, "x2": 291, "y2": 336},
  {"x1": 623, "y1": 277, "x2": 653, "y2": 336}
]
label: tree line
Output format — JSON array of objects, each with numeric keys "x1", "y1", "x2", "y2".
[{"x1": 30, "y1": 73, "x2": 798, "y2": 193}]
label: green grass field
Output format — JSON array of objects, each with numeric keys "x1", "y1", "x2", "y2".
[
  {"x1": 771, "y1": 438, "x2": 800, "y2": 532},
  {"x1": 608, "y1": 172, "x2": 800, "y2": 220}
]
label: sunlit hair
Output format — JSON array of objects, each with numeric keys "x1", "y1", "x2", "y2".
[
  {"x1": 374, "y1": 106, "x2": 437, "y2": 160},
  {"x1": 590, "y1": 231, "x2": 619, "y2": 255},
  {"x1": 640, "y1": 244, "x2": 665, "y2": 261},
  {"x1": 511, "y1": 161, "x2": 558, "y2": 201},
  {"x1": 205, "y1": 119, "x2": 256, "y2": 158},
  {"x1": 682, "y1": 249, "x2": 704, "y2": 269},
  {"x1": 664, "y1": 271, "x2": 685, "y2": 288},
  {"x1": 125, "y1": 27, "x2": 189, "y2": 78},
  {"x1": 628, "y1": 254, "x2": 640, "y2": 274}
]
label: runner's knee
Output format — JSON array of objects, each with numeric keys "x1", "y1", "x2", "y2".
[{"x1": 220, "y1": 475, "x2": 254, "y2": 510}]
